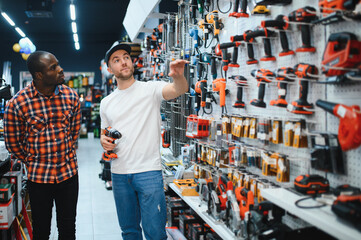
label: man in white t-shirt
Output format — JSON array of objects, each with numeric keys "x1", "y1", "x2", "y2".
[{"x1": 100, "y1": 41, "x2": 188, "y2": 240}]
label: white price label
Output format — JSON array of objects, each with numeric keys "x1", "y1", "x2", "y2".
[
  {"x1": 278, "y1": 89, "x2": 286, "y2": 96},
  {"x1": 315, "y1": 136, "x2": 326, "y2": 145},
  {"x1": 337, "y1": 105, "x2": 347, "y2": 118}
]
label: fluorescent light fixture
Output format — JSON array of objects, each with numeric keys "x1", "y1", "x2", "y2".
[
  {"x1": 15, "y1": 27, "x2": 26, "y2": 37},
  {"x1": 73, "y1": 33, "x2": 79, "y2": 42},
  {"x1": 1, "y1": 12, "x2": 15, "y2": 26},
  {"x1": 75, "y1": 42, "x2": 80, "y2": 50},
  {"x1": 70, "y1": 4, "x2": 76, "y2": 20},
  {"x1": 71, "y1": 22, "x2": 77, "y2": 33}
]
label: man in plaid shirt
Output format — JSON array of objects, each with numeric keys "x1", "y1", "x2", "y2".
[{"x1": 4, "y1": 51, "x2": 81, "y2": 240}]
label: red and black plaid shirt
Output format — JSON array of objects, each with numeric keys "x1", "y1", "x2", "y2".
[{"x1": 4, "y1": 82, "x2": 81, "y2": 183}]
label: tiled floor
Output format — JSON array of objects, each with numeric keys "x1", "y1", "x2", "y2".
[{"x1": 50, "y1": 133, "x2": 123, "y2": 240}]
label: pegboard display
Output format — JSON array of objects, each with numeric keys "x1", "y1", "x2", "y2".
[
  {"x1": 180, "y1": 0, "x2": 361, "y2": 189},
  {"x1": 150, "y1": 0, "x2": 361, "y2": 238}
]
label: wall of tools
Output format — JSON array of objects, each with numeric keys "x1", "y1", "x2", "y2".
[{"x1": 140, "y1": 0, "x2": 361, "y2": 239}]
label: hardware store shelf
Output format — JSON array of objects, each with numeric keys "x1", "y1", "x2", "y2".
[
  {"x1": 261, "y1": 188, "x2": 361, "y2": 240},
  {"x1": 169, "y1": 183, "x2": 240, "y2": 240}
]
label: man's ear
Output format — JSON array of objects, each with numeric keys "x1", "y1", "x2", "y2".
[
  {"x1": 107, "y1": 66, "x2": 113, "y2": 74},
  {"x1": 35, "y1": 72, "x2": 42, "y2": 80}
]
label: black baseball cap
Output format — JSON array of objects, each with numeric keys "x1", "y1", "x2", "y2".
[{"x1": 105, "y1": 41, "x2": 132, "y2": 65}]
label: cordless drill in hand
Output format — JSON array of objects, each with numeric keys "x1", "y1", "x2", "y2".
[{"x1": 102, "y1": 127, "x2": 122, "y2": 161}]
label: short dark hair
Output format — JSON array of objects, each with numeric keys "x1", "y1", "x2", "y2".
[{"x1": 26, "y1": 51, "x2": 50, "y2": 79}]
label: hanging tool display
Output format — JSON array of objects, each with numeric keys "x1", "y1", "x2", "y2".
[
  {"x1": 198, "y1": 17, "x2": 211, "y2": 47},
  {"x1": 288, "y1": 6, "x2": 318, "y2": 53},
  {"x1": 102, "y1": 127, "x2": 122, "y2": 161},
  {"x1": 270, "y1": 67, "x2": 295, "y2": 108},
  {"x1": 189, "y1": 27, "x2": 200, "y2": 49},
  {"x1": 316, "y1": 99, "x2": 361, "y2": 151},
  {"x1": 321, "y1": 32, "x2": 361, "y2": 83},
  {"x1": 261, "y1": 14, "x2": 295, "y2": 57},
  {"x1": 195, "y1": 79, "x2": 208, "y2": 112},
  {"x1": 250, "y1": 69, "x2": 275, "y2": 108},
  {"x1": 244, "y1": 27, "x2": 276, "y2": 61},
  {"x1": 229, "y1": 75, "x2": 248, "y2": 108},
  {"x1": 289, "y1": 63, "x2": 318, "y2": 115}
]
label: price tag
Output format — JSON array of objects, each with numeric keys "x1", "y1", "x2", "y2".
[
  {"x1": 337, "y1": 105, "x2": 347, "y2": 118},
  {"x1": 278, "y1": 89, "x2": 286, "y2": 96},
  {"x1": 315, "y1": 136, "x2": 326, "y2": 145}
]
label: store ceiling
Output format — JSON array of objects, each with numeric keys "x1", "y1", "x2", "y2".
[{"x1": 0, "y1": 0, "x2": 131, "y2": 49}]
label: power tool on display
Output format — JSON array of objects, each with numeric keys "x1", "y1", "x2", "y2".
[
  {"x1": 102, "y1": 127, "x2": 122, "y2": 161},
  {"x1": 289, "y1": 63, "x2": 318, "y2": 115},
  {"x1": 270, "y1": 67, "x2": 295, "y2": 108},
  {"x1": 224, "y1": 180, "x2": 242, "y2": 235},
  {"x1": 250, "y1": 69, "x2": 275, "y2": 108},
  {"x1": 316, "y1": 99, "x2": 361, "y2": 151},
  {"x1": 288, "y1": 6, "x2": 318, "y2": 53},
  {"x1": 244, "y1": 27, "x2": 276, "y2": 62},
  {"x1": 319, "y1": 0, "x2": 360, "y2": 14},
  {"x1": 229, "y1": 0, "x2": 250, "y2": 18},
  {"x1": 261, "y1": 15, "x2": 294, "y2": 57},
  {"x1": 206, "y1": 10, "x2": 223, "y2": 38},
  {"x1": 321, "y1": 32, "x2": 361, "y2": 83},
  {"x1": 230, "y1": 32, "x2": 257, "y2": 65},
  {"x1": 229, "y1": 75, "x2": 248, "y2": 108},
  {"x1": 294, "y1": 174, "x2": 330, "y2": 195}
]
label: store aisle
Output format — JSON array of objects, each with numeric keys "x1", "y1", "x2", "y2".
[{"x1": 50, "y1": 133, "x2": 122, "y2": 240}]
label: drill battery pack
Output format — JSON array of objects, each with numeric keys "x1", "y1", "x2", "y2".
[{"x1": 294, "y1": 174, "x2": 330, "y2": 195}]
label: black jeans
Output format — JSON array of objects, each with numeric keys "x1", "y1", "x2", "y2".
[{"x1": 28, "y1": 174, "x2": 79, "y2": 240}]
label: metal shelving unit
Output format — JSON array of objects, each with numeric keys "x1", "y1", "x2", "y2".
[{"x1": 261, "y1": 188, "x2": 361, "y2": 240}]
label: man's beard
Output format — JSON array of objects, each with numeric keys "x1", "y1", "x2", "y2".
[{"x1": 114, "y1": 66, "x2": 134, "y2": 80}]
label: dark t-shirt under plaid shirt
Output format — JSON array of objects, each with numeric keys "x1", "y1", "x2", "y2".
[{"x1": 4, "y1": 82, "x2": 81, "y2": 183}]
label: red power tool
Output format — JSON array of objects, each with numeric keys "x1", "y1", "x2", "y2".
[
  {"x1": 229, "y1": 75, "x2": 248, "y2": 108},
  {"x1": 212, "y1": 78, "x2": 227, "y2": 109},
  {"x1": 288, "y1": 6, "x2": 318, "y2": 52},
  {"x1": 235, "y1": 187, "x2": 255, "y2": 220},
  {"x1": 321, "y1": 32, "x2": 361, "y2": 82},
  {"x1": 250, "y1": 69, "x2": 275, "y2": 108},
  {"x1": 316, "y1": 99, "x2": 361, "y2": 151},
  {"x1": 270, "y1": 67, "x2": 294, "y2": 108},
  {"x1": 244, "y1": 27, "x2": 276, "y2": 62},
  {"x1": 319, "y1": 0, "x2": 360, "y2": 14},
  {"x1": 290, "y1": 63, "x2": 318, "y2": 115},
  {"x1": 102, "y1": 127, "x2": 122, "y2": 161},
  {"x1": 216, "y1": 42, "x2": 241, "y2": 72},
  {"x1": 261, "y1": 14, "x2": 294, "y2": 57}
]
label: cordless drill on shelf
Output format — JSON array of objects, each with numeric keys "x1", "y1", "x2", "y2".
[{"x1": 102, "y1": 127, "x2": 122, "y2": 161}]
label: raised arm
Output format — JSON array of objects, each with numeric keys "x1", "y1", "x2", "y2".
[{"x1": 162, "y1": 59, "x2": 189, "y2": 101}]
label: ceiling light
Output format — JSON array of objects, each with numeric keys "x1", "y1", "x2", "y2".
[
  {"x1": 75, "y1": 42, "x2": 80, "y2": 50},
  {"x1": 1, "y1": 12, "x2": 15, "y2": 26},
  {"x1": 15, "y1": 27, "x2": 26, "y2": 37},
  {"x1": 70, "y1": 4, "x2": 76, "y2": 21},
  {"x1": 71, "y1": 22, "x2": 77, "y2": 33},
  {"x1": 73, "y1": 33, "x2": 78, "y2": 42}
]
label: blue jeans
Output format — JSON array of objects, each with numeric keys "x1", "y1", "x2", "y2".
[{"x1": 112, "y1": 170, "x2": 167, "y2": 240}]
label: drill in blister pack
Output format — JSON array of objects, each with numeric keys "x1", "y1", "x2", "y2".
[
  {"x1": 316, "y1": 99, "x2": 361, "y2": 151},
  {"x1": 250, "y1": 69, "x2": 275, "y2": 108},
  {"x1": 289, "y1": 63, "x2": 318, "y2": 115},
  {"x1": 270, "y1": 67, "x2": 295, "y2": 108},
  {"x1": 102, "y1": 127, "x2": 122, "y2": 161},
  {"x1": 321, "y1": 32, "x2": 361, "y2": 83},
  {"x1": 229, "y1": 75, "x2": 248, "y2": 109},
  {"x1": 288, "y1": 6, "x2": 318, "y2": 53}
]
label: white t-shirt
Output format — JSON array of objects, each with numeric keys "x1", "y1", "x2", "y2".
[{"x1": 100, "y1": 80, "x2": 168, "y2": 174}]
